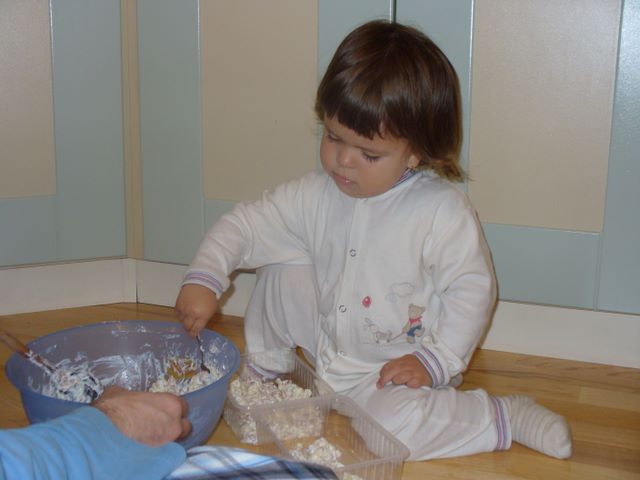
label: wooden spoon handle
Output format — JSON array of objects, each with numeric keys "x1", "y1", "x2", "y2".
[
  {"x1": 0, "y1": 329, "x2": 30, "y2": 357},
  {"x1": 0, "y1": 328, "x2": 55, "y2": 373}
]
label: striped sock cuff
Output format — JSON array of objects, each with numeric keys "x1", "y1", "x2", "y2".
[{"x1": 491, "y1": 396, "x2": 512, "y2": 451}]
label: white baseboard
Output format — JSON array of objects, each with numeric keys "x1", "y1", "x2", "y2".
[
  {"x1": 135, "y1": 260, "x2": 186, "y2": 308},
  {"x1": 134, "y1": 261, "x2": 257, "y2": 316},
  {"x1": 0, "y1": 259, "x2": 136, "y2": 315},
  {"x1": 482, "y1": 301, "x2": 640, "y2": 369},
  {"x1": 2, "y1": 259, "x2": 638, "y2": 369}
]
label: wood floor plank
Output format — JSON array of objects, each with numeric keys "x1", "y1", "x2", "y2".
[{"x1": 0, "y1": 302, "x2": 638, "y2": 479}]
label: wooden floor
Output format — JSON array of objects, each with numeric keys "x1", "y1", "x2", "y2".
[{"x1": 1, "y1": 302, "x2": 638, "y2": 479}]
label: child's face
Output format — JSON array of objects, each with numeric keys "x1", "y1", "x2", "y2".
[{"x1": 320, "y1": 116, "x2": 420, "y2": 198}]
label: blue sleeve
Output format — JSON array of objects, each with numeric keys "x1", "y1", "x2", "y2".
[{"x1": 0, "y1": 406, "x2": 186, "y2": 480}]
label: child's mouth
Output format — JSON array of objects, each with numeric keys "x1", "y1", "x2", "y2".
[{"x1": 333, "y1": 172, "x2": 354, "y2": 185}]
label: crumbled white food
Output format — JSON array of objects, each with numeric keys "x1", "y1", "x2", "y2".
[
  {"x1": 230, "y1": 377, "x2": 313, "y2": 406},
  {"x1": 148, "y1": 368, "x2": 222, "y2": 395},
  {"x1": 148, "y1": 357, "x2": 222, "y2": 395},
  {"x1": 291, "y1": 438, "x2": 363, "y2": 480},
  {"x1": 292, "y1": 437, "x2": 343, "y2": 467},
  {"x1": 224, "y1": 375, "x2": 314, "y2": 444},
  {"x1": 263, "y1": 402, "x2": 324, "y2": 442}
]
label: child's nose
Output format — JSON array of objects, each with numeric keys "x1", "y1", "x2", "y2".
[{"x1": 336, "y1": 147, "x2": 356, "y2": 167}]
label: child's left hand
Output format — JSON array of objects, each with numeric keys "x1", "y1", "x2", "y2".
[{"x1": 376, "y1": 354, "x2": 433, "y2": 389}]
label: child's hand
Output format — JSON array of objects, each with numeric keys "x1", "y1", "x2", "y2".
[
  {"x1": 175, "y1": 284, "x2": 218, "y2": 337},
  {"x1": 376, "y1": 354, "x2": 433, "y2": 389}
]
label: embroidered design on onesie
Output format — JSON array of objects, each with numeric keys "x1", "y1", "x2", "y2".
[
  {"x1": 361, "y1": 286, "x2": 425, "y2": 345},
  {"x1": 385, "y1": 282, "x2": 414, "y2": 304},
  {"x1": 363, "y1": 318, "x2": 393, "y2": 344},
  {"x1": 401, "y1": 304, "x2": 426, "y2": 343}
]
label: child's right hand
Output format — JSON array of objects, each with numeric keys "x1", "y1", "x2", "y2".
[
  {"x1": 175, "y1": 284, "x2": 218, "y2": 336},
  {"x1": 376, "y1": 354, "x2": 433, "y2": 389}
]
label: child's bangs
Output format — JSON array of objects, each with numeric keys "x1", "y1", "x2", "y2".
[{"x1": 317, "y1": 74, "x2": 389, "y2": 140}]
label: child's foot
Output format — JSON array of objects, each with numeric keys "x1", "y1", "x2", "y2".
[{"x1": 498, "y1": 395, "x2": 572, "y2": 459}]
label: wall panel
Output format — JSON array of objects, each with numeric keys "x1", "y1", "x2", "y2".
[
  {"x1": 0, "y1": 0, "x2": 56, "y2": 199},
  {"x1": 318, "y1": 0, "x2": 392, "y2": 77},
  {"x1": 0, "y1": 0, "x2": 126, "y2": 267},
  {"x1": 52, "y1": 0, "x2": 126, "y2": 260},
  {"x1": 597, "y1": 0, "x2": 640, "y2": 314},
  {"x1": 0, "y1": 197, "x2": 57, "y2": 267},
  {"x1": 396, "y1": 0, "x2": 473, "y2": 173},
  {"x1": 483, "y1": 224, "x2": 600, "y2": 308},
  {"x1": 201, "y1": 0, "x2": 318, "y2": 202},
  {"x1": 468, "y1": 0, "x2": 620, "y2": 232},
  {"x1": 138, "y1": 0, "x2": 203, "y2": 264}
]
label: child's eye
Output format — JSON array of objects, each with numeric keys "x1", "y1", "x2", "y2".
[
  {"x1": 326, "y1": 132, "x2": 340, "y2": 143},
  {"x1": 362, "y1": 152, "x2": 380, "y2": 162}
]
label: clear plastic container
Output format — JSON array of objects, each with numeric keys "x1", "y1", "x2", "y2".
[
  {"x1": 222, "y1": 348, "x2": 333, "y2": 444},
  {"x1": 254, "y1": 394, "x2": 409, "y2": 480}
]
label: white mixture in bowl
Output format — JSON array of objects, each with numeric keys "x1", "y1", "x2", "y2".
[
  {"x1": 40, "y1": 354, "x2": 223, "y2": 401},
  {"x1": 148, "y1": 357, "x2": 223, "y2": 395},
  {"x1": 42, "y1": 362, "x2": 103, "y2": 403}
]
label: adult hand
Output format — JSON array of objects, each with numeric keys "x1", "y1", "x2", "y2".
[
  {"x1": 376, "y1": 354, "x2": 433, "y2": 389},
  {"x1": 93, "y1": 386, "x2": 191, "y2": 447},
  {"x1": 175, "y1": 284, "x2": 218, "y2": 337}
]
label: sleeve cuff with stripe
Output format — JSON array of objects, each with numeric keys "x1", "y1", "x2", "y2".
[
  {"x1": 182, "y1": 270, "x2": 225, "y2": 298},
  {"x1": 411, "y1": 347, "x2": 451, "y2": 388}
]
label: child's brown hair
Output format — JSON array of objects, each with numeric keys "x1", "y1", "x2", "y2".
[{"x1": 315, "y1": 20, "x2": 464, "y2": 181}]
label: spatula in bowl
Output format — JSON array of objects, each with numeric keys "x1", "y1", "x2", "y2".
[{"x1": 0, "y1": 328, "x2": 102, "y2": 401}]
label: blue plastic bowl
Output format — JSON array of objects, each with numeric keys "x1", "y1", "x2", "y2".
[{"x1": 5, "y1": 320, "x2": 240, "y2": 449}]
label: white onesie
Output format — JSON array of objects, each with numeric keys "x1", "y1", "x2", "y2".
[{"x1": 184, "y1": 170, "x2": 507, "y2": 459}]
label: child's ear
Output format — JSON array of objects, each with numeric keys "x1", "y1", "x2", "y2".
[{"x1": 407, "y1": 153, "x2": 421, "y2": 170}]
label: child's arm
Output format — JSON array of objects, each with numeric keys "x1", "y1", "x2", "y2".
[
  {"x1": 376, "y1": 192, "x2": 495, "y2": 390},
  {"x1": 175, "y1": 284, "x2": 218, "y2": 336},
  {"x1": 376, "y1": 354, "x2": 432, "y2": 389},
  {"x1": 177, "y1": 173, "x2": 321, "y2": 335},
  {"x1": 412, "y1": 192, "x2": 497, "y2": 387}
]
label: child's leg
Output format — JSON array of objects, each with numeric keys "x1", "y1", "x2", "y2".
[
  {"x1": 243, "y1": 264, "x2": 319, "y2": 359},
  {"x1": 348, "y1": 374, "x2": 501, "y2": 460},
  {"x1": 348, "y1": 374, "x2": 571, "y2": 460},
  {"x1": 243, "y1": 266, "x2": 572, "y2": 460}
]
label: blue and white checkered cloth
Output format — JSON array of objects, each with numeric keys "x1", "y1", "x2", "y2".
[{"x1": 166, "y1": 446, "x2": 338, "y2": 479}]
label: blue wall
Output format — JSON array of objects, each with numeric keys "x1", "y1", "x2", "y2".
[
  {"x1": 1, "y1": 0, "x2": 638, "y2": 317},
  {"x1": 0, "y1": 0, "x2": 125, "y2": 266}
]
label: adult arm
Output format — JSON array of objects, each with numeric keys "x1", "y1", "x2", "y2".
[{"x1": 0, "y1": 388, "x2": 188, "y2": 480}]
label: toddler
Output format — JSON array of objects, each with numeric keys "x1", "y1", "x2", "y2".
[{"x1": 176, "y1": 20, "x2": 572, "y2": 460}]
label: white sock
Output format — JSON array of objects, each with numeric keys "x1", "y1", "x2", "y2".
[{"x1": 497, "y1": 395, "x2": 573, "y2": 459}]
